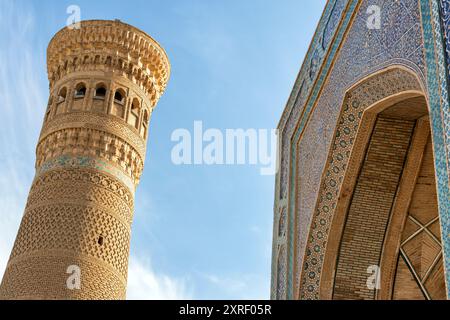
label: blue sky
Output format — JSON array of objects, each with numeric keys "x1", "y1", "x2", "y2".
[{"x1": 0, "y1": 0, "x2": 326, "y2": 299}]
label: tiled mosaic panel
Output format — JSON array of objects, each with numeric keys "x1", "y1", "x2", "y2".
[
  {"x1": 439, "y1": 0, "x2": 450, "y2": 270},
  {"x1": 271, "y1": 0, "x2": 351, "y2": 297},
  {"x1": 292, "y1": 0, "x2": 426, "y2": 298},
  {"x1": 278, "y1": 0, "x2": 349, "y2": 199},
  {"x1": 276, "y1": 245, "x2": 287, "y2": 299},
  {"x1": 274, "y1": 0, "x2": 450, "y2": 300},
  {"x1": 426, "y1": 0, "x2": 450, "y2": 298},
  {"x1": 283, "y1": 0, "x2": 361, "y2": 299}
]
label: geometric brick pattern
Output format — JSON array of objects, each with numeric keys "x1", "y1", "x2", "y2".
[
  {"x1": 10, "y1": 202, "x2": 130, "y2": 279},
  {"x1": 333, "y1": 117, "x2": 416, "y2": 300},
  {"x1": 27, "y1": 168, "x2": 134, "y2": 224},
  {"x1": 0, "y1": 168, "x2": 132, "y2": 299},
  {"x1": 39, "y1": 111, "x2": 148, "y2": 161},
  {"x1": 36, "y1": 127, "x2": 144, "y2": 185},
  {"x1": 0, "y1": 255, "x2": 126, "y2": 300}
]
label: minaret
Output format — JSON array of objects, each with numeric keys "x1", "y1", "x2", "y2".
[{"x1": 0, "y1": 20, "x2": 170, "y2": 299}]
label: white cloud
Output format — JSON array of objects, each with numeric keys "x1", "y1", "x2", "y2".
[
  {"x1": 250, "y1": 225, "x2": 262, "y2": 234},
  {"x1": 0, "y1": 0, "x2": 45, "y2": 278},
  {"x1": 127, "y1": 255, "x2": 192, "y2": 300},
  {"x1": 203, "y1": 273, "x2": 269, "y2": 300},
  {"x1": 0, "y1": 159, "x2": 31, "y2": 275},
  {"x1": 205, "y1": 274, "x2": 246, "y2": 292}
]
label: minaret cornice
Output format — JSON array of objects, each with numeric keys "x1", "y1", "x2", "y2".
[{"x1": 47, "y1": 20, "x2": 170, "y2": 105}]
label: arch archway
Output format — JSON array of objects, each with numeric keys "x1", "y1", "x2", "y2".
[{"x1": 297, "y1": 66, "x2": 447, "y2": 300}]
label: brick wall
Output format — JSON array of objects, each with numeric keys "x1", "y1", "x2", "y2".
[{"x1": 333, "y1": 117, "x2": 416, "y2": 300}]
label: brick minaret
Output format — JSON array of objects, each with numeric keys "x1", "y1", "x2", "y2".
[{"x1": 0, "y1": 20, "x2": 170, "y2": 299}]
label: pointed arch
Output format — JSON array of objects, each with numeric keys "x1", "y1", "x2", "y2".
[{"x1": 292, "y1": 66, "x2": 443, "y2": 299}]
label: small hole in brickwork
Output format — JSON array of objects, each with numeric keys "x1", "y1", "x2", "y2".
[{"x1": 98, "y1": 236, "x2": 104, "y2": 246}]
